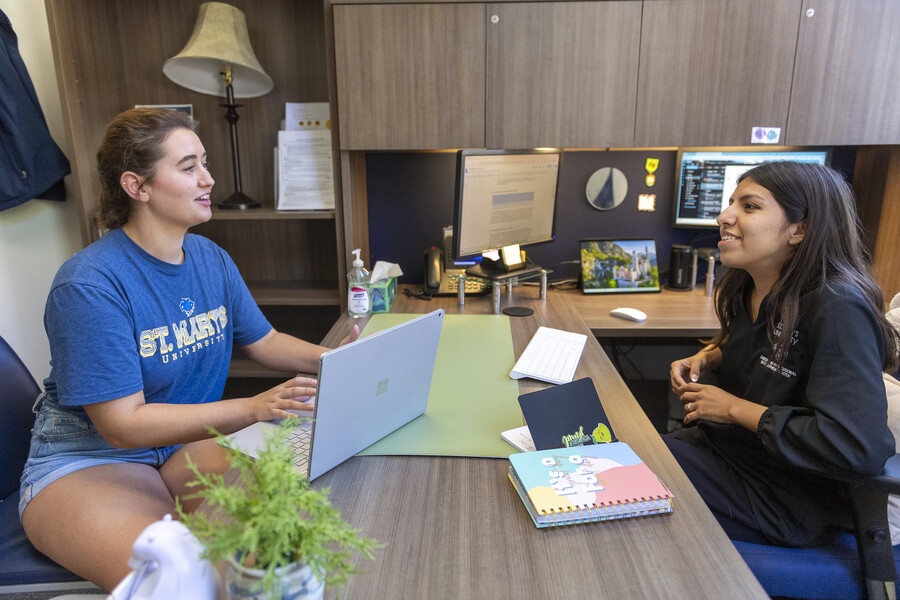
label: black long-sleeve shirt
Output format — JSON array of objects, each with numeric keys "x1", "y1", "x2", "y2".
[{"x1": 697, "y1": 282, "x2": 893, "y2": 546}]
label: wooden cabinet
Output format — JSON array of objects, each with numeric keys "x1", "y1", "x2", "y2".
[
  {"x1": 485, "y1": 2, "x2": 641, "y2": 148},
  {"x1": 635, "y1": 0, "x2": 900, "y2": 147},
  {"x1": 333, "y1": 0, "x2": 900, "y2": 150},
  {"x1": 635, "y1": 0, "x2": 801, "y2": 147},
  {"x1": 786, "y1": 0, "x2": 900, "y2": 145},
  {"x1": 332, "y1": 1, "x2": 642, "y2": 150},
  {"x1": 45, "y1": 0, "x2": 342, "y2": 386},
  {"x1": 333, "y1": 3, "x2": 486, "y2": 150}
]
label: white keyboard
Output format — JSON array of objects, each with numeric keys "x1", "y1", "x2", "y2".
[{"x1": 510, "y1": 326, "x2": 587, "y2": 385}]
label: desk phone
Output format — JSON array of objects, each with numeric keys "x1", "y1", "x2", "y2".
[{"x1": 424, "y1": 245, "x2": 487, "y2": 296}]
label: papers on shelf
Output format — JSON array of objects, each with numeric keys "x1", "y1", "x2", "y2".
[
  {"x1": 285, "y1": 102, "x2": 330, "y2": 131},
  {"x1": 276, "y1": 130, "x2": 334, "y2": 210},
  {"x1": 275, "y1": 102, "x2": 335, "y2": 211}
]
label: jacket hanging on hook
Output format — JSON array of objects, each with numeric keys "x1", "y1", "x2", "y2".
[{"x1": 0, "y1": 9, "x2": 70, "y2": 212}]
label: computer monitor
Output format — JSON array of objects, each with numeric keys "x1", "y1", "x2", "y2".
[
  {"x1": 452, "y1": 148, "x2": 561, "y2": 276},
  {"x1": 673, "y1": 147, "x2": 830, "y2": 228}
]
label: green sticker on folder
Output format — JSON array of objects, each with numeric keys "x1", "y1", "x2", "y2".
[{"x1": 358, "y1": 313, "x2": 522, "y2": 458}]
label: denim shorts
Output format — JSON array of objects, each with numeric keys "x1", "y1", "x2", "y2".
[{"x1": 18, "y1": 394, "x2": 181, "y2": 520}]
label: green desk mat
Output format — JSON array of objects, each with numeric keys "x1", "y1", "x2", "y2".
[{"x1": 357, "y1": 313, "x2": 522, "y2": 458}]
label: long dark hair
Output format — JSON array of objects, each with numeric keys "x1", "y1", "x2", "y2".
[
  {"x1": 708, "y1": 161, "x2": 899, "y2": 372},
  {"x1": 96, "y1": 107, "x2": 196, "y2": 230}
]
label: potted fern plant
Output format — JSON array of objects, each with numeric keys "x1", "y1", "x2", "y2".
[{"x1": 177, "y1": 419, "x2": 379, "y2": 600}]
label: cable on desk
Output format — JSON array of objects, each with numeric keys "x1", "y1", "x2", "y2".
[
  {"x1": 519, "y1": 278, "x2": 578, "y2": 289},
  {"x1": 403, "y1": 287, "x2": 433, "y2": 301},
  {"x1": 549, "y1": 278, "x2": 579, "y2": 290},
  {"x1": 516, "y1": 259, "x2": 580, "y2": 289}
]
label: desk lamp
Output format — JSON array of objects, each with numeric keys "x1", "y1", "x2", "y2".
[{"x1": 163, "y1": 2, "x2": 273, "y2": 210}]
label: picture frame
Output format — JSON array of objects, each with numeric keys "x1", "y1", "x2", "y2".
[{"x1": 579, "y1": 239, "x2": 660, "y2": 294}]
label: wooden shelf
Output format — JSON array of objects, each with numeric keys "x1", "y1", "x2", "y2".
[
  {"x1": 246, "y1": 280, "x2": 341, "y2": 306},
  {"x1": 210, "y1": 207, "x2": 335, "y2": 221}
]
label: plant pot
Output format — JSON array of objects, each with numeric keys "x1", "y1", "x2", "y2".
[{"x1": 225, "y1": 556, "x2": 324, "y2": 600}]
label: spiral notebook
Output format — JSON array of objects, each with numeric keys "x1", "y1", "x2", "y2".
[{"x1": 508, "y1": 442, "x2": 673, "y2": 528}]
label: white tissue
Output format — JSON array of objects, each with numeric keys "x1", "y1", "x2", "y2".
[{"x1": 369, "y1": 261, "x2": 403, "y2": 284}]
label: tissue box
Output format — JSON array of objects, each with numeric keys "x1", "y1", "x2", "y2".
[{"x1": 370, "y1": 277, "x2": 398, "y2": 313}]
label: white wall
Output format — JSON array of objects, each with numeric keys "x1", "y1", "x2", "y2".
[{"x1": 0, "y1": 0, "x2": 83, "y2": 381}]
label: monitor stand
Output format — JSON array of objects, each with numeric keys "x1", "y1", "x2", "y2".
[
  {"x1": 464, "y1": 260, "x2": 545, "y2": 317},
  {"x1": 464, "y1": 262, "x2": 544, "y2": 282},
  {"x1": 464, "y1": 244, "x2": 539, "y2": 281}
]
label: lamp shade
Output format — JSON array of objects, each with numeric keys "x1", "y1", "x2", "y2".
[{"x1": 163, "y1": 2, "x2": 273, "y2": 98}]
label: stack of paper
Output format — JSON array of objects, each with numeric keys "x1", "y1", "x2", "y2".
[{"x1": 274, "y1": 102, "x2": 335, "y2": 211}]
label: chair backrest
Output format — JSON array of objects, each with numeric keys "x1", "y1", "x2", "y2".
[{"x1": 0, "y1": 336, "x2": 40, "y2": 499}]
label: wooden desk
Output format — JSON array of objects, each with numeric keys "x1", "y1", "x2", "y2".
[
  {"x1": 565, "y1": 286, "x2": 721, "y2": 339},
  {"x1": 277, "y1": 286, "x2": 765, "y2": 599},
  {"x1": 412, "y1": 284, "x2": 721, "y2": 338}
]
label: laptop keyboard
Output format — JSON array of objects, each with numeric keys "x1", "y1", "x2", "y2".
[{"x1": 288, "y1": 422, "x2": 312, "y2": 471}]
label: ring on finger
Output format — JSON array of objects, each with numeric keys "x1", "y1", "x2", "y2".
[{"x1": 686, "y1": 402, "x2": 693, "y2": 412}]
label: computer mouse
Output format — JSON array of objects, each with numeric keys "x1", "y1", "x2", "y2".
[{"x1": 610, "y1": 307, "x2": 647, "y2": 322}]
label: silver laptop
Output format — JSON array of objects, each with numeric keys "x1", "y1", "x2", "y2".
[{"x1": 226, "y1": 309, "x2": 444, "y2": 480}]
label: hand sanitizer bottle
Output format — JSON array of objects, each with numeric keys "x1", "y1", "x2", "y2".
[{"x1": 347, "y1": 249, "x2": 371, "y2": 318}]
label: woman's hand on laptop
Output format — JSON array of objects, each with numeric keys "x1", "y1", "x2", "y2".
[{"x1": 250, "y1": 376, "x2": 318, "y2": 421}]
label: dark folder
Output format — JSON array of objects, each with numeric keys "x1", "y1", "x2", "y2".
[{"x1": 517, "y1": 377, "x2": 617, "y2": 451}]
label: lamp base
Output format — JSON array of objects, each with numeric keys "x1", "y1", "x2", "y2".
[{"x1": 217, "y1": 191, "x2": 260, "y2": 210}]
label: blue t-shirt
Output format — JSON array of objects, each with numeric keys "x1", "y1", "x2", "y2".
[{"x1": 42, "y1": 229, "x2": 272, "y2": 409}]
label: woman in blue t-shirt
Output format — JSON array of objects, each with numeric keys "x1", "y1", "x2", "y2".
[
  {"x1": 19, "y1": 108, "x2": 358, "y2": 590},
  {"x1": 667, "y1": 161, "x2": 899, "y2": 547}
]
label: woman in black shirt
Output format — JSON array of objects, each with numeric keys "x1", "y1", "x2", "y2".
[{"x1": 667, "y1": 161, "x2": 899, "y2": 547}]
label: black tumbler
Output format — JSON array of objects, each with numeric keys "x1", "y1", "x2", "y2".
[{"x1": 667, "y1": 244, "x2": 693, "y2": 291}]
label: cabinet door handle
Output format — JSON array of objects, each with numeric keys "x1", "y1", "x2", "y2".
[{"x1": 490, "y1": 14, "x2": 499, "y2": 24}]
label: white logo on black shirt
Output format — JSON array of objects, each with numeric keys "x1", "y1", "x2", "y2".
[{"x1": 759, "y1": 355, "x2": 797, "y2": 379}]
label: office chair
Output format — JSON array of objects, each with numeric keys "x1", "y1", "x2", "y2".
[
  {"x1": 733, "y1": 456, "x2": 900, "y2": 600},
  {"x1": 0, "y1": 335, "x2": 98, "y2": 595}
]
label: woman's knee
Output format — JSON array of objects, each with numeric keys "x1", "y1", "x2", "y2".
[{"x1": 160, "y1": 438, "x2": 231, "y2": 506}]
